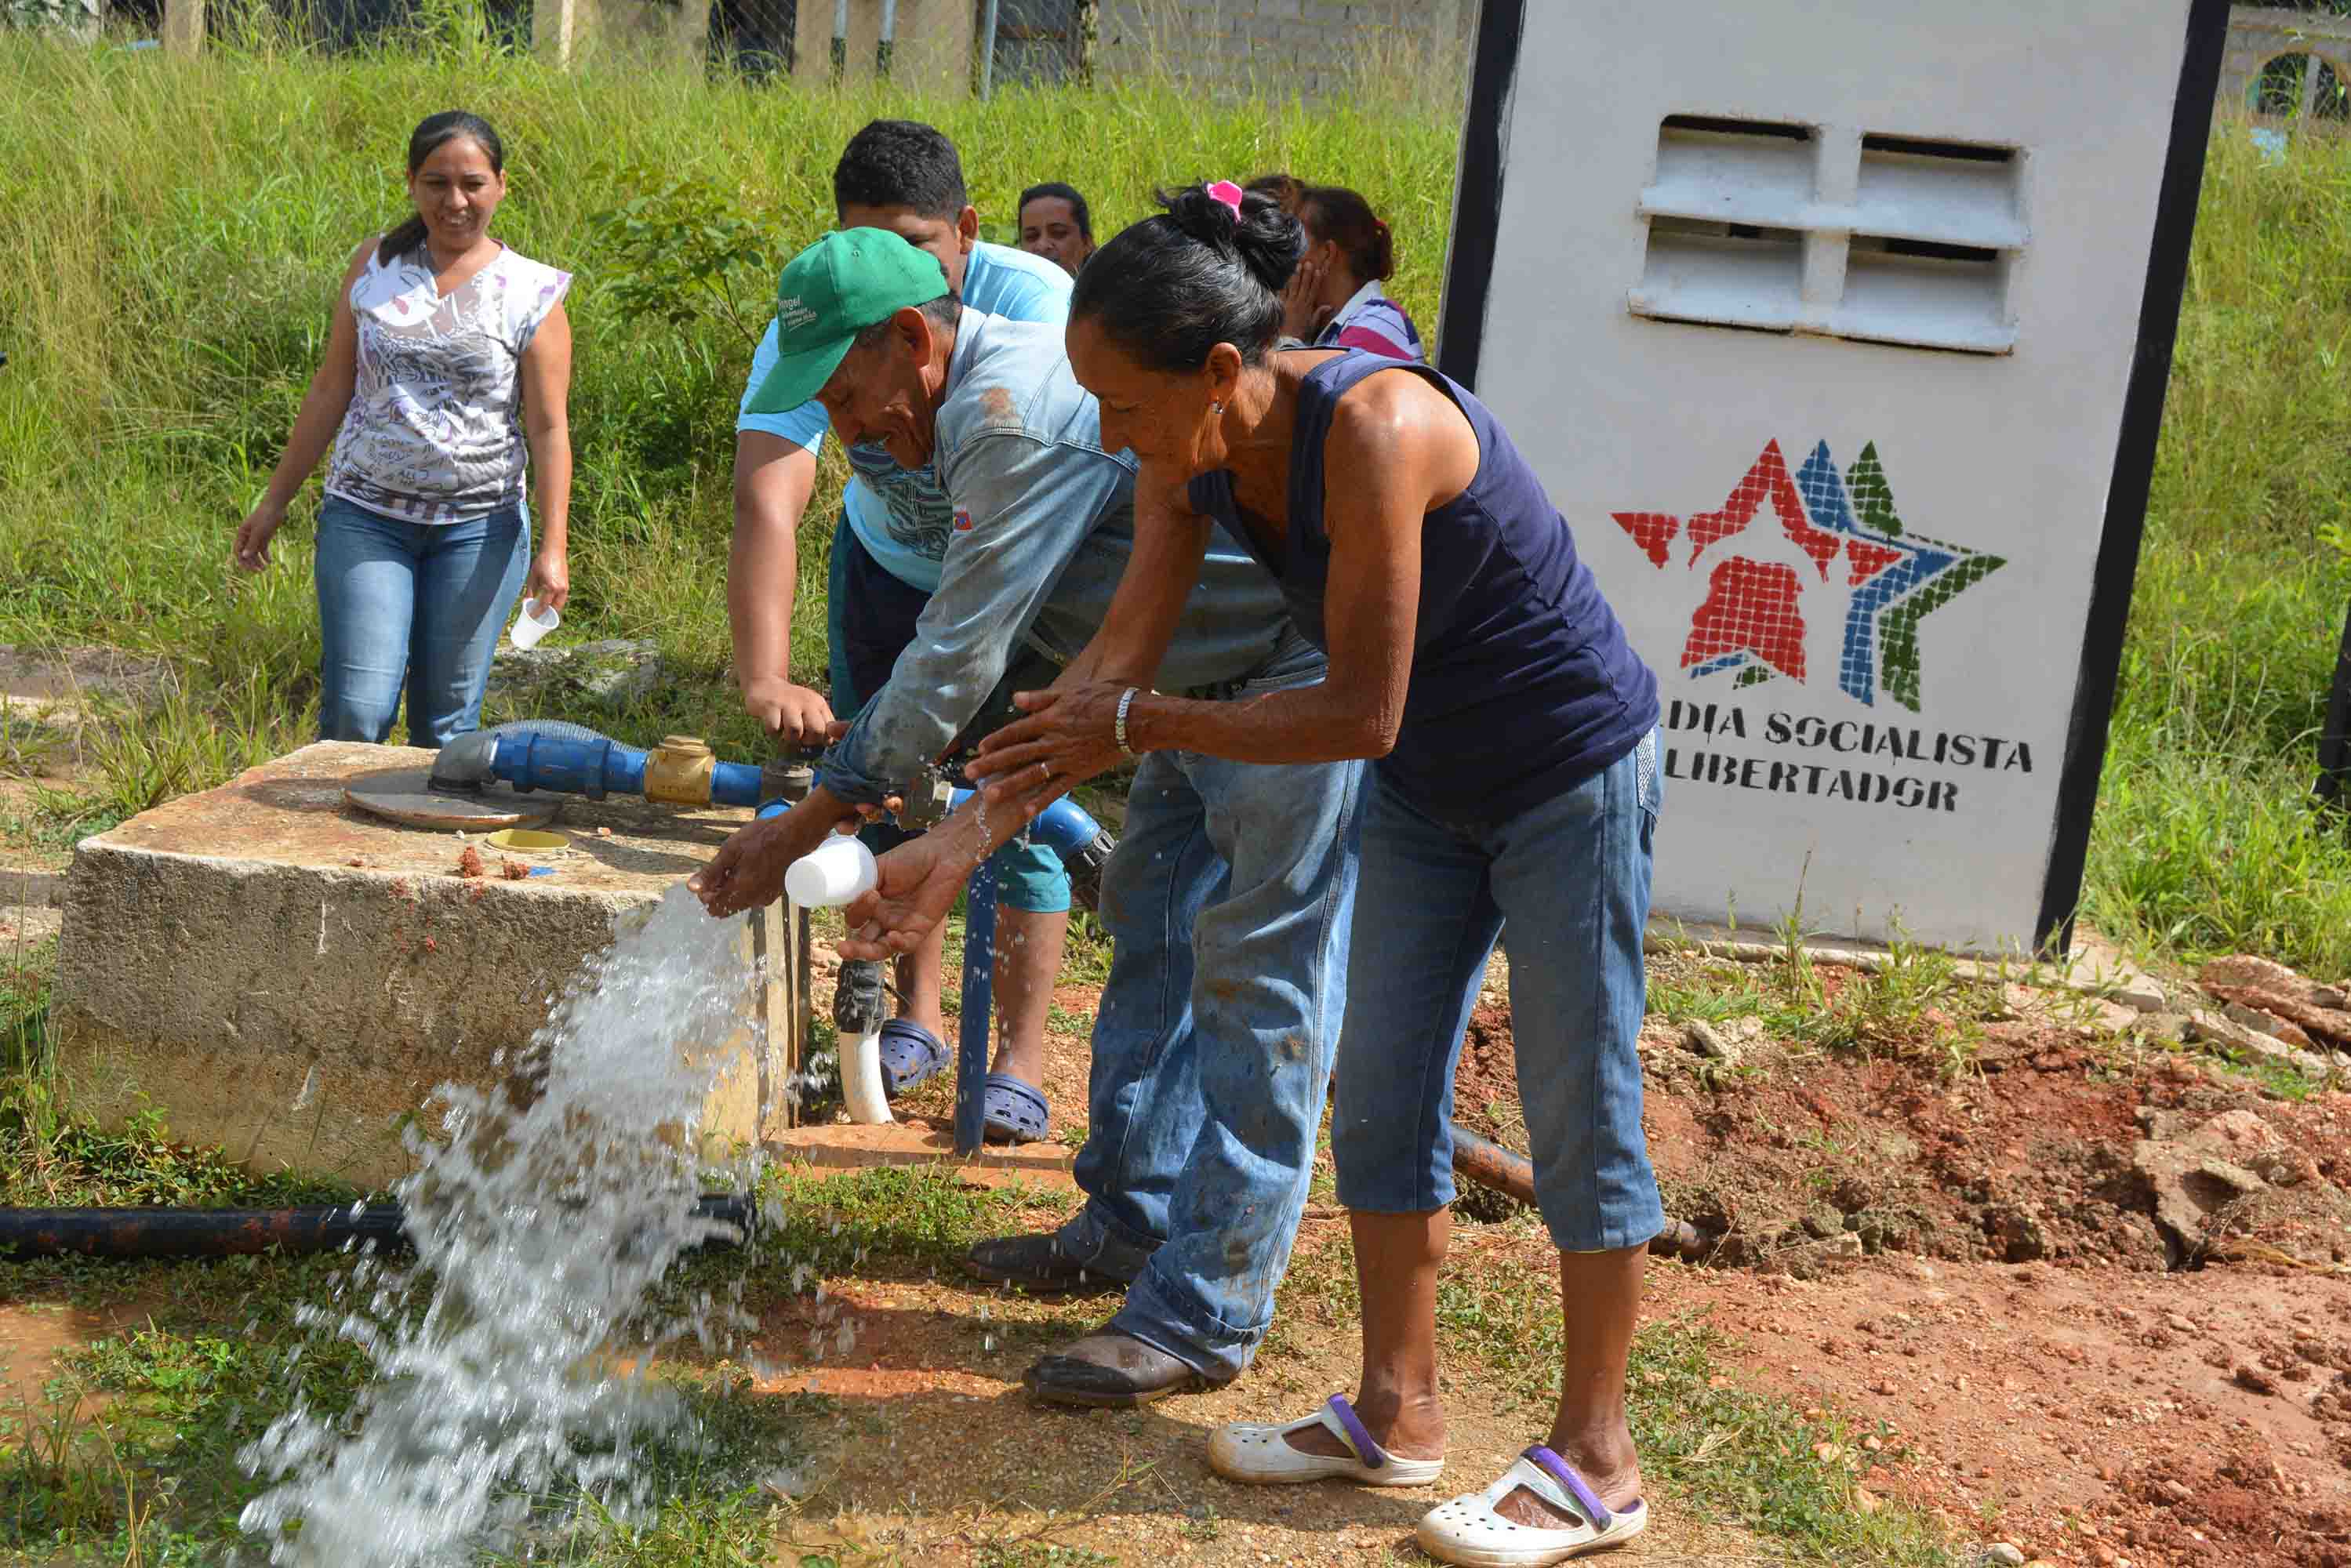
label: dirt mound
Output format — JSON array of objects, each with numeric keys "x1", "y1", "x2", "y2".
[
  {"x1": 2114, "y1": 1446, "x2": 2351, "y2": 1565},
  {"x1": 1448, "y1": 967, "x2": 2351, "y2": 1278}
]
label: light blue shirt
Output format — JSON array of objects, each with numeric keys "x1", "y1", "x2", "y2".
[
  {"x1": 819, "y1": 311, "x2": 1314, "y2": 808},
  {"x1": 736, "y1": 241, "x2": 1072, "y2": 592}
]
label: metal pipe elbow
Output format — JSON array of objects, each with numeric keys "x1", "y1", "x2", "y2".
[{"x1": 428, "y1": 729, "x2": 501, "y2": 788}]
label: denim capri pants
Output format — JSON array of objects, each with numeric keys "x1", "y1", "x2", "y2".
[{"x1": 1332, "y1": 728, "x2": 1665, "y2": 1254}]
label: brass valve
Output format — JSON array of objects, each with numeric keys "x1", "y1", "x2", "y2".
[{"x1": 645, "y1": 735, "x2": 718, "y2": 806}]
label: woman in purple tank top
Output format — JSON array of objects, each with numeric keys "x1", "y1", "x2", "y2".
[{"x1": 841, "y1": 183, "x2": 1662, "y2": 1566}]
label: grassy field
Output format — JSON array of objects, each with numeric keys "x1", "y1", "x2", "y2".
[
  {"x1": 2082, "y1": 122, "x2": 2351, "y2": 975},
  {"x1": 1, "y1": 16, "x2": 2348, "y2": 1564},
  {"x1": 0, "y1": 22, "x2": 1456, "y2": 782},
  {"x1": 4, "y1": 28, "x2": 2349, "y2": 975},
  {"x1": 5, "y1": 30, "x2": 2348, "y2": 976}
]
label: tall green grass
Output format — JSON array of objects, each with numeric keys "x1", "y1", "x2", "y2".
[
  {"x1": 0, "y1": 25, "x2": 1454, "y2": 766},
  {"x1": 1, "y1": 24, "x2": 2347, "y2": 976},
  {"x1": 2081, "y1": 121, "x2": 2351, "y2": 977}
]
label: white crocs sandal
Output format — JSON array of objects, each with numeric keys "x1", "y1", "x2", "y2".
[
  {"x1": 1207, "y1": 1393, "x2": 1446, "y2": 1486},
  {"x1": 1415, "y1": 1445, "x2": 1647, "y2": 1566}
]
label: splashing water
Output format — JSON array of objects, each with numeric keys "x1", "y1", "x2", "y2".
[{"x1": 239, "y1": 887, "x2": 769, "y2": 1566}]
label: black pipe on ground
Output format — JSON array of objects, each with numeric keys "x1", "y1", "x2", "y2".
[
  {"x1": 1, "y1": 1139, "x2": 1673, "y2": 1265},
  {"x1": 0, "y1": 1195, "x2": 754, "y2": 1262}
]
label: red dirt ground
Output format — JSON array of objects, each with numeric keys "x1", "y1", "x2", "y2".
[{"x1": 1443, "y1": 955, "x2": 2351, "y2": 1567}]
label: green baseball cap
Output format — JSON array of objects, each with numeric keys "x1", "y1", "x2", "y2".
[{"x1": 743, "y1": 228, "x2": 953, "y2": 416}]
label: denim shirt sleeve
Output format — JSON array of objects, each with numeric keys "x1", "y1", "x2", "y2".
[{"x1": 819, "y1": 430, "x2": 1130, "y2": 805}]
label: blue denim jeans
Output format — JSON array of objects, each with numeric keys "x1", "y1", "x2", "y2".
[
  {"x1": 1334, "y1": 731, "x2": 1664, "y2": 1253},
  {"x1": 1052, "y1": 677, "x2": 1364, "y2": 1380},
  {"x1": 314, "y1": 495, "x2": 529, "y2": 747}
]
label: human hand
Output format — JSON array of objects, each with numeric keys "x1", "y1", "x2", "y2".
[
  {"x1": 524, "y1": 547, "x2": 569, "y2": 612},
  {"x1": 968, "y1": 683, "x2": 1128, "y2": 821},
  {"x1": 1280, "y1": 250, "x2": 1328, "y2": 342},
  {"x1": 232, "y1": 503, "x2": 285, "y2": 573},
  {"x1": 837, "y1": 834, "x2": 974, "y2": 960},
  {"x1": 685, "y1": 807, "x2": 854, "y2": 918},
  {"x1": 742, "y1": 677, "x2": 838, "y2": 747}
]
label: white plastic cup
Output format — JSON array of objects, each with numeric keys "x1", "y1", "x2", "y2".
[
  {"x1": 785, "y1": 835, "x2": 877, "y2": 908},
  {"x1": 508, "y1": 597, "x2": 560, "y2": 650}
]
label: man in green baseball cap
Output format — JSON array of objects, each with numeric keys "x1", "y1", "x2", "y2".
[
  {"x1": 691, "y1": 209, "x2": 1365, "y2": 1413},
  {"x1": 743, "y1": 227, "x2": 954, "y2": 423}
]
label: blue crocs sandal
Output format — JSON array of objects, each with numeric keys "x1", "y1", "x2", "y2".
[
  {"x1": 876, "y1": 1019, "x2": 950, "y2": 1098},
  {"x1": 982, "y1": 1073, "x2": 1051, "y2": 1145}
]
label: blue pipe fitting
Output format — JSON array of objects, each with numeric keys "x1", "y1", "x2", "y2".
[
  {"x1": 493, "y1": 729, "x2": 646, "y2": 800},
  {"x1": 710, "y1": 762, "x2": 765, "y2": 808},
  {"x1": 947, "y1": 788, "x2": 1103, "y2": 1154},
  {"x1": 953, "y1": 858, "x2": 1001, "y2": 1155}
]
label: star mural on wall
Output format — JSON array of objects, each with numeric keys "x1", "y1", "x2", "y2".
[{"x1": 1611, "y1": 439, "x2": 2005, "y2": 713}]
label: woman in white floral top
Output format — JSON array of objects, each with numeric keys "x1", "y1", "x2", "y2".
[{"x1": 232, "y1": 110, "x2": 572, "y2": 746}]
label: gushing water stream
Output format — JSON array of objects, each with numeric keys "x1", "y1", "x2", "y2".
[{"x1": 238, "y1": 887, "x2": 773, "y2": 1565}]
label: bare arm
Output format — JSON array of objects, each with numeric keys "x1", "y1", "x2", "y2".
[
  {"x1": 973, "y1": 374, "x2": 1474, "y2": 797},
  {"x1": 518, "y1": 298, "x2": 573, "y2": 608},
  {"x1": 839, "y1": 379, "x2": 1475, "y2": 962},
  {"x1": 232, "y1": 240, "x2": 372, "y2": 570},
  {"x1": 727, "y1": 433, "x2": 832, "y2": 743}
]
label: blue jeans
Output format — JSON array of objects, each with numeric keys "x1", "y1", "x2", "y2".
[
  {"x1": 1335, "y1": 731, "x2": 1665, "y2": 1252},
  {"x1": 1054, "y1": 691, "x2": 1364, "y2": 1381},
  {"x1": 314, "y1": 495, "x2": 529, "y2": 747}
]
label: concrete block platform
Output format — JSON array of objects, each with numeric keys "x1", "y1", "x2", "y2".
[{"x1": 53, "y1": 742, "x2": 805, "y2": 1188}]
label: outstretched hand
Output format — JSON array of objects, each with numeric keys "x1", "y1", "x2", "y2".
[
  {"x1": 838, "y1": 834, "x2": 976, "y2": 960},
  {"x1": 686, "y1": 808, "x2": 849, "y2": 919},
  {"x1": 968, "y1": 683, "x2": 1131, "y2": 823}
]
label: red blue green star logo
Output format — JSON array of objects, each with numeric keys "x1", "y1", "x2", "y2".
[{"x1": 1612, "y1": 441, "x2": 2004, "y2": 712}]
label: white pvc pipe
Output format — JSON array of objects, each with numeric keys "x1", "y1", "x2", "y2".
[{"x1": 842, "y1": 1029, "x2": 893, "y2": 1125}]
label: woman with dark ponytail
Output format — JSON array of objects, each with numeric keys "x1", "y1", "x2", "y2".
[
  {"x1": 233, "y1": 110, "x2": 573, "y2": 747},
  {"x1": 843, "y1": 180, "x2": 1662, "y2": 1565},
  {"x1": 1278, "y1": 183, "x2": 1423, "y2": 360}
]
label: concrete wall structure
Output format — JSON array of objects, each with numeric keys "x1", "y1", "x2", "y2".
[
  {"x1": 534, "y1": 0, "x2": 703, "y2": 65},
  {"x1": 1090, "y1": 0, "x2": 1473, "y2": 102},
  {"x1": 2221, "y1": 5, "x2": 2351, "y2": 116},
  {"x1": 1440, "y1": 0, "x2": 2221, "y2": 953},
  {"x1": 53, "y1": 742, "x2": 804, "y2": 1187},
  {"x1": 772, "y1": 0, "x2": 974, "y2": 89}
]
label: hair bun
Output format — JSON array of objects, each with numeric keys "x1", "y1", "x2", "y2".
[{"x1": 1155, "y1": 183, "x2": 1303, "y2": 296}]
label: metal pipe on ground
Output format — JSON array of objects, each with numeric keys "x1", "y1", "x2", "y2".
[
  {"x1": 0, "y1": 1196, "x2": 754, "y2": 1262},
  {"x1": 1446, "y1": 1126, "x2": 1717, "y2": 1259}
]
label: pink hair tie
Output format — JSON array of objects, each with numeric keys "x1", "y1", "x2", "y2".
[{"x1": 1205, "y1": 180, "x2": 1245, "y2": 216}]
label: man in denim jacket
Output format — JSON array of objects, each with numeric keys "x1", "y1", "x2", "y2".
[{"x1": 692, "y1": 228, "x2": 1364, "y2": 1406}]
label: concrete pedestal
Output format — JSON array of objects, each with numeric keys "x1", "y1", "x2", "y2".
[{"x1": 53, "y1": 742, "x2": 806, "y2": 1189}]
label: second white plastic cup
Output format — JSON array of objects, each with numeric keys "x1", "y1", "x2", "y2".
[
  {"x1": 509, "y1": 597, "x2": 561, "y2": 650},
  {"x1": 784, "y1": 835, "x2": 878, "y2": 908}
]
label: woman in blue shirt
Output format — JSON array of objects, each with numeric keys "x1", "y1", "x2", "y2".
[{"x1": 841, "y1": 182, "x2": 1664, "y2": 1566}]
